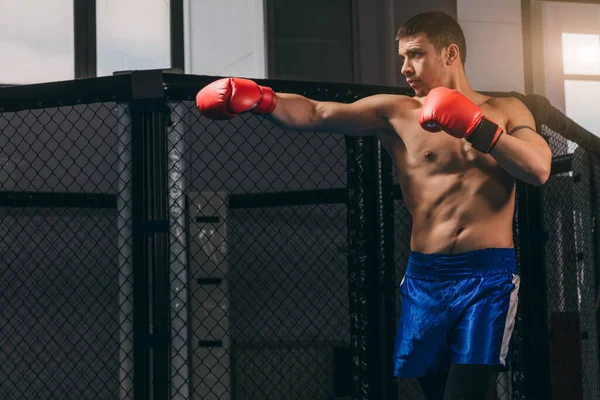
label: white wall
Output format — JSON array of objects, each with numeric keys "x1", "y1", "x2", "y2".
[
  {"x1": 183, "y1": 0, "x2": 266, "y2": 79},
  {"x1": 457, "y1": 0, "x2": 525, "y2": 93}
]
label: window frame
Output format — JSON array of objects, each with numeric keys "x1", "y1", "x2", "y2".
[
  {"x1": 0, "y1": 0, "x2": 184, "y2": 84},
  {"x1": 562, "y1": 32, "x2": 600, "y2": 145}
]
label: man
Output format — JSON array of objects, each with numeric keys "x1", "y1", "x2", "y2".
[{"x1": 196, "y1": 11, "x2": 552, "y2": 400}]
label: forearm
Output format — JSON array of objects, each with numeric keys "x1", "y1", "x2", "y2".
[
  {"x1": 264, "y1": 92, "x2": 393, "y2": 135},
  {"x1": 488, "y1": 133, "x2": 552, "y2": 186},
  {"x1": 265, "y1": 93, "x2": 323, "y2": 131}
]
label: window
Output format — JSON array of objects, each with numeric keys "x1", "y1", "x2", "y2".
[
  {"x1": 0, "y1": 1, "x2": 74, "y2": 84},
  {"x1": 564, "y1": 80, "x2": 600, "y2": 135},
  {"x1": 561, "y1": 33, "x2": 600, "y2": 76},
  {"x1": 561, "y1": 33, "x2": 600, "y2": 151},
  {"x1": 96, "y1": 0, "x2": 171, "y2": 77}
]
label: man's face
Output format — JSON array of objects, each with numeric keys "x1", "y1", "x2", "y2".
[{"x1": 397, "y1": 33, "x2": 447, "y2": 96}]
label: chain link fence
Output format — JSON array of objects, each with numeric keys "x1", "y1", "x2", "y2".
[
  {"x1": 0, "y1": 102, "x2": 134, "y2": 400},
  {"x1": 538, "y1": 126, "x2": 600, "y2": 400},
  {"x1": 1, "y1": 75, "x2": 599, "y2": 400},
  {"x1": 166, "y1": 100, "x2": 351, "y2": 400}
]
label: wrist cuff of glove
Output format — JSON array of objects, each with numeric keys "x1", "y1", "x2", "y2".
[
  {"x1": 251, "y1": 86, "x2": 277, "y2": 114},
  {"x1": 467, "y1": 117, "x2": 504, "y2": 153}
]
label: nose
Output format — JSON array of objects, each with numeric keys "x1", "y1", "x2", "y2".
[{"x1": 400, "y1": 59, "x2": 413, "y2": 76}]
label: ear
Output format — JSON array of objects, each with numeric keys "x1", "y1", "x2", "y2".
[{"x1": 446, "y1": 44, "x2": 460, "y2": 65}]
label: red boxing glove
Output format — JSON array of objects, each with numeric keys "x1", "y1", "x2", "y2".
[
  {"x1": 196, "y1": 77, "x2": 277, "y2": 120},
  {"x1": 419, "y1": 87, "x2": 503, "y2": 153}
]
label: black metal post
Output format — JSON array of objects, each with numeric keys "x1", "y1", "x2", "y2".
[
  {"x1": 375, "y1": 143, "x2": 397, "y2": 400},
  {"x1": 131, "y1": 101, "x2": 151, "y2": 400},
  {"x1": 0, "y1": 192, "x2": 116, "y2": 208},
  {"x1": 516, "y1": 180, "x2": 552, "y2": 400},
  {"x1": 150, "y1": 109, "x2": 171, "y2": 400},
  {"x1": 130, "y1": 70, "x2": 171, "y2": 400},
  {"x1": 170, "y1": 0, "x2": 185, "y2": 72},
  {"x1": 588, "y1": 153, "x2": 600, "y2": 389},
  {"x1": 74, "y1": 0, "x2": 97, "y2": 79},
  {"x1": 346, "y1": 136, "x2": 385, "y2": 400}
]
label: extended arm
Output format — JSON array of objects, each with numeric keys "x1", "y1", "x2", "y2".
[
  {"x1": 267, "y1": 92, "x2": 399, "y2": 135},
  {"x1": 195, "y1": 77, "x2": 398, "y2": 136}
]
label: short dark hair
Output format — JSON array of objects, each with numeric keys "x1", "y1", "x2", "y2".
[{"x1": 395, "y1": 11, "x2": 467, "y2": 66}]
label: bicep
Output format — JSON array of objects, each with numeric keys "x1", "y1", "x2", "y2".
[
  {"x1": 317, "y1": 94, "x2": 398, "y2": 136},
  {"x1": 506, "y1": 98, "x2": 550, "y2": 149}
]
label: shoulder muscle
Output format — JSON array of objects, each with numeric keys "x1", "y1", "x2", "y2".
[
  {"x1": 496, "y1": 96, "x2": 549, "y2": 147},
  {"x1": 491, "y1": 97, "x2": 532, "y2": 130}
]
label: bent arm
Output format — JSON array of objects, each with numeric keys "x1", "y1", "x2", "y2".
[
  {"x1": 489, "y1": 98, "x2": 552, "y2": 186},
  {"x1": 266, "y1": 93, "x2": 399, "y2": 136}
]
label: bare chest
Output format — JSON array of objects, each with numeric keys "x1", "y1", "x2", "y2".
[{"x1": 382, "y1": 103, "x2": 509, "y2": 175}]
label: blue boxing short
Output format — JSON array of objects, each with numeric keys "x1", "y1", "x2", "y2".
[{"x1": 393, "y1": 248, "x2": 520, "y2": 378}]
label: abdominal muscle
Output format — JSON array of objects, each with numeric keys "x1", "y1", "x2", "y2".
[
  {"x1": 397, "y1": 162, "x2": 516, "y2": 255},
  {"x1": 380, "y1": 95, "x2": 517, "y2": 255}
]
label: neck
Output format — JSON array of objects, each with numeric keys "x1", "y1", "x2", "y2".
[{"x1": 444, "y1": 71, "x2": 476, "y2": 97}]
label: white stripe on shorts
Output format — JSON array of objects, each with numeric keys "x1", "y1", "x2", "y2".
[{"x1": 499, "y1": 274, "x2": 520, "y2": 366}]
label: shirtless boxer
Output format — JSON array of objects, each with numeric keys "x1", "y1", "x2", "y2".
[{"x1": 196, "y1": 11, "x2": 552, "y2": 400}]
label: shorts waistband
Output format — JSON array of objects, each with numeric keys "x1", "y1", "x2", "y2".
[{"x1": 407, "y1": 248, "x2": 517, "y2": 279}]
